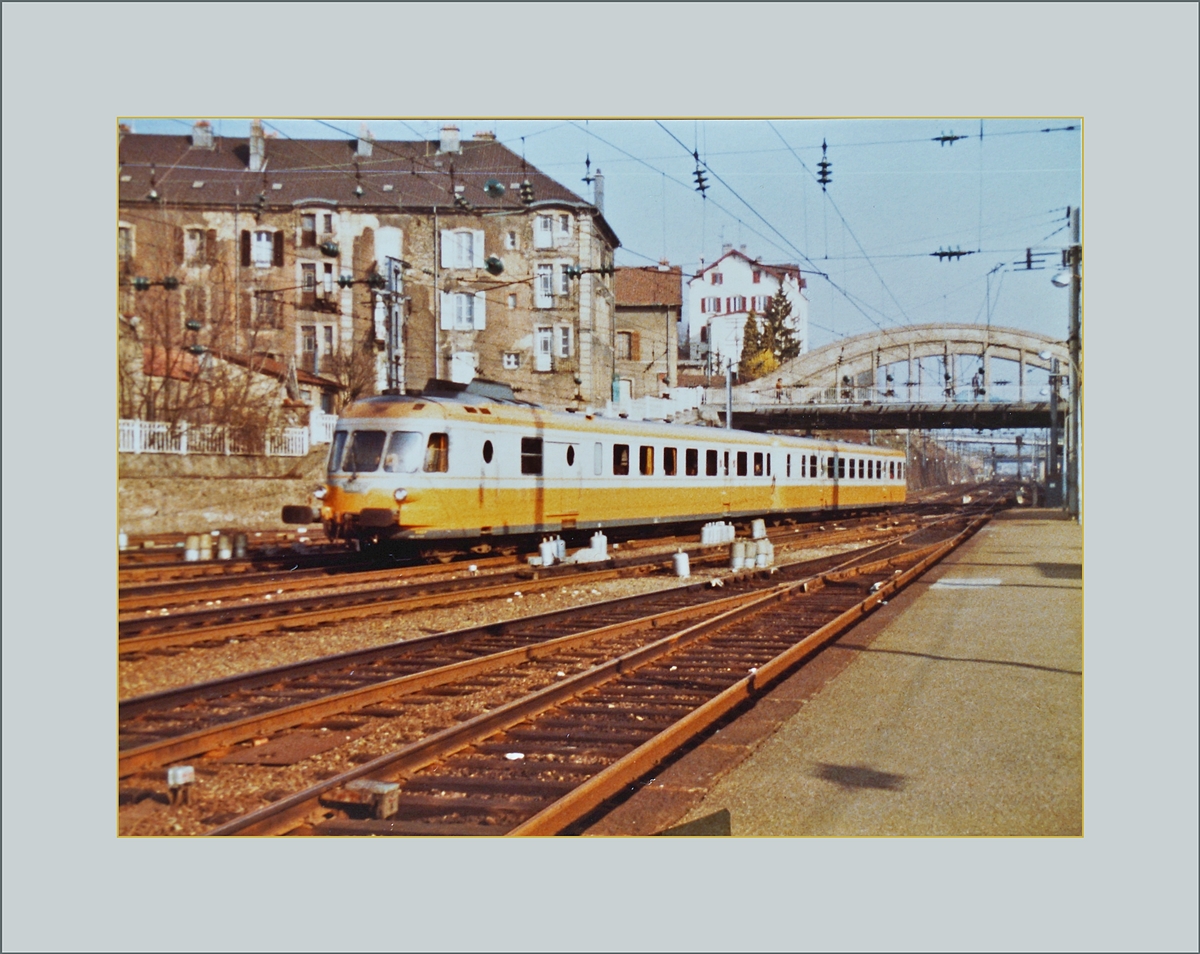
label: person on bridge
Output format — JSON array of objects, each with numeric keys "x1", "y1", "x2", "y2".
[{"x1": 775, "y1": 378, "x2": 784, "y2": 403}]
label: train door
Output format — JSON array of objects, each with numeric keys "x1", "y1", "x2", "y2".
[
  {"x1": 545, "y1": 441, "x2": 582, "y2": 529},
  {"x1": 478, "y1": 427, "x2": 501, "y2": 523},
  {"x1": 823, "y1": 452, "x2": 838, "y2": 510}
]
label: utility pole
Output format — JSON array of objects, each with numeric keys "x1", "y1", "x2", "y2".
[
  {"x1": 725, "y1": 359, "x2": 733, "y2": 429},
  {"x1": 1066, "y1": 207, "x2": 1082, "y2": 520},
  {"x1": 1048, "y1": 357, "x2": 1061, "y2": 507}
]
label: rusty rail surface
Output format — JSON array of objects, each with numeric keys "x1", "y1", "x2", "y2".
[
  {"x1": 203, "y1": 512, "x2": 990, "y2": 836},
  {"x1": 117, "y1": 519, "x2": 924, "y2": 653},
  {"x1": 119, "y1": 540, "x2": 908, "y2": 777}
]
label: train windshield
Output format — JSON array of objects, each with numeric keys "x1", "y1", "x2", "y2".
[
  {"x1": 340, "y1": 430, "x2": 387, "y2": 472},
  {"x1": 328, "y1": 431, "x2": 348, "y2": 473},
  {"x1": 383, "y1": 431, "x2": 423, "y2": 473}
]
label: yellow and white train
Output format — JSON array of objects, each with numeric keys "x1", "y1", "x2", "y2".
[{"x1": 283, "y1": 381, "x2": 907, "y2": 551}]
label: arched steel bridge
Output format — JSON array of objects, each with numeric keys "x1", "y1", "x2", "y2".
[{"x1": 723, "y1": 324, "x2": 1070, "y2": 431}]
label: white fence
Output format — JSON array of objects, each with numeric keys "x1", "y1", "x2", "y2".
[
  {"x1": 309, "y1": 411, "x2": 337, "y2": 444},
  {"x1": 119, "y1": 419, "x2": 311, "y2": 457}
]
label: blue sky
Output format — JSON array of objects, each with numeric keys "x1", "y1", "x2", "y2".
[{"x1": 127, "y1": 116, "x2": 1081, "y2": 354}]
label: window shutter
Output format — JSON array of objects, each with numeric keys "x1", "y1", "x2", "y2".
[
  {"x1": 630, "y1": 331, "x2": 641, "y2": 361},
  {"x1": 474, "y1": 292, "x2": 486, "y2": 330},
  {"x1": 273, "y1": 231, "x2": 284, "y2": 267},
  {"x1": 473, "y1": 230, "x2": 485, "y2": 268},
  {"x1": 439, "y1": 291, "x2": 454, "y2": 330},
  {"x1": 240, "y1": 230, "x2": 251, "y2": 267},
  {"x1": 206, "y1": 229, "x2": 218, "y2": 265},
  {"x1": 440, "y1": 230, "x2": 454, "y2": 267},
  {"x1": 174, "y1": 228, "x2": 185, "y2": 264}
]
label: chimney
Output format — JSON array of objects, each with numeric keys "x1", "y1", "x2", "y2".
[
  {"x1": 472, "y1": 130, "x2": 496, "y2": 141},
  {"x1": 739, "y1": 244, "x2": 747, "y2": 253},
  {"x1": 249, "y1": 119, "x2": 265, "y2": 172},
  {"x1": 721, "y1": 243, "x2": 733, "y2": 254},
  {"x1": 593, "y1": 168, "x2": 604, "y2": 214},
  {"x1": 357, "y1": 124, "x2": 374, "y2": 158},
  {"x1": 439, "y1": 124, "x2": 461, "y2": 154},
  {"x1": 658, "y1": 259, "x2": 671, "y2": 271},
  {"x1": 118, "y1": 122, "x2": 131, "y2": 142},
  {"x1": 192, "y1": 120, "x2": 214, "y2": 149}
]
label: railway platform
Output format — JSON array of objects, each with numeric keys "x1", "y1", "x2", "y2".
[{"x1": 585, "y1": 507, "x2": 1082, "y2": 836}]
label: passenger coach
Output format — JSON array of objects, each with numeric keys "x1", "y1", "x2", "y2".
[{"x1": 283, "y1": 380, "x2": 907, "y2": 551}]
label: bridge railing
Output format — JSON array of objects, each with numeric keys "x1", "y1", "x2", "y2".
[{"x1": 730, "y1": 381, "x2": 1063, "y2": 406}]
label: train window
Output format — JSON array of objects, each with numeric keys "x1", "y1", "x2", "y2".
[
  {"x1": 342, "y1": 430, "x2": 386, "y2": 472},
  {"x1": 898, "y1": 462, "x2": 904, "y2": 480},
  {"x1": 423, "y1": 433, "x2": 449, "y2": 473},
  {"x1": 686, "y1": 448, "x2": 699, "y2": 476},
  {"x1": 521, "y1": 437, "x2": 543, "y2": 475},
  {"x1": 328, "y1": 431, "x2": 348, "y2": 473},
  {"x1": 752, "y1": 452, "x2": 763, "y2": 476},
  {"x1": 483, "y1": 440, "x2": 494, "y2": 464},
  {"x1": 383, "y1": 431, "x2": 423, "y2": 473},
  {"x1": 664, "y1": 447, "x2": 677, "y2": 476},
  {"x1": 787, "y1": 454, "x2": 792, "y2": 478},
  {"x1": 838, "y1": 457, "x2": 846, "y2": 479},
  {"x1": 811, "y1": 455, "x2": 818, "y2": 478},
  {"x1": 723, "y1": 451, "x2": 730, "y2": 476},
  {"x1": 613, "y1": 444, "x2": 630, "y2": 476},
  {"x1": 826, "y1": 457, "x2": 834, "y2": 479},
  {"x1": 737, "y1": 452, "x2": 748, "y2": 477},
  {"x1": 889, "y1": 461, "x2": 895, "y2": 479},
  {"x1": 706, "y1": 449, "x2": 718, "y2": 476},
  {"x1": 766, "y1": 453, "x2": 772, "y2": 476},
  {"x1": 639, "y1": 446, "x2": 654, "y2": 476},
  {"x1": 566, "y1": 445, "x2": 575, "y2": 467},
  {"x1": 594, "y1": 442, "x2": 603, "y2": 476}
]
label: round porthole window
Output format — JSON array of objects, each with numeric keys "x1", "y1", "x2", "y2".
[
  {"x1": 483, "y1": 440, "x2": 494, "y2": 463},
  {"x1": 566, "y1": 446, "x2": 575, "y2": 466}
]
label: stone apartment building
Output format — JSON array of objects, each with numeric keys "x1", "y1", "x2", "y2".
[
  {"x1": 118, "y1": 121, "x2": 621, "y2": 419},
  {"x1": 612, "y1": 264, "x2": 683, "y2": 401}
]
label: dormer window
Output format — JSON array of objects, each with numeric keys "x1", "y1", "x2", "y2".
[{"x1": 710, "y1": 272, "x2": 723, "y2": 285}]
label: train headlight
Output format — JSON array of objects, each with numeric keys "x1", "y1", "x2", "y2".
[
  {"x1": 393, "y1": 488, "x2": 408, "y2": 502},
  {"x1": 311, "y1": 486, "x2": 327, "y2": 500}
]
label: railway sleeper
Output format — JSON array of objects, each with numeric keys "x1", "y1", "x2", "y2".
[{"x1": 399, "y1": 774, "x2": 579, "y2": 798}]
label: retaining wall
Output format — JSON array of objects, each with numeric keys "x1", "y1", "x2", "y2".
[{"x1": 118, "y1": 448, "x2": 328, "y2": 535}]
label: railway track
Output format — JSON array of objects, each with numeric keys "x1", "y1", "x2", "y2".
[
  {"x1": 206, "y1": 514, "x2": 987, "y2": 836},
  {"x1": 118, "y1": 505, "x2": 996, "y2": 834},
  {"x1": 119, "y1": 539, "x2": 923, "y2": 775},
  {"x1": 117, "y1": 517, "x2": 927, "y2": 654}
]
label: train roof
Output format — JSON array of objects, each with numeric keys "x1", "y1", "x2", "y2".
[{"x1": 339, "y1": 385, "x2": 902, "y2": 455}]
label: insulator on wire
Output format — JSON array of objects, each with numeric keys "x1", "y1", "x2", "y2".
[{"x1": 817, "y1": 138, "x2": 832, "y2": 191}]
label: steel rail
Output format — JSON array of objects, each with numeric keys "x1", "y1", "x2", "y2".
[
  {"x1": 510, "y1": 516, "x2": 987, "y2": 834},
  {"x1": 118, "y1": 587, "x2": 785, "y2": 777},
  {"x1": 118, "y1": 519, "x2": 925, "y2": 652},
  {"x1": 120, "y1": 537, "x2": 913, "y2": 774},
  {"x1": 205, "y1": 521, "x2": 980, "y2": 837}
]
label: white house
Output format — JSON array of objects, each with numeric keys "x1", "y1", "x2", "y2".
[{"x1": 687, "y1": 246, "x2": 808, "y2": 373}]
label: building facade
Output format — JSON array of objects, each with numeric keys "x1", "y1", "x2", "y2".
[
  {"x1": 687, "y1": 246, "x2": 808, "y2": 375},
  {"x1": 118, "y1": 121, "x2": 621, "y2": 422},
  {"x1": 612, "y1": 264, "x2": 683, "y2": 401}
]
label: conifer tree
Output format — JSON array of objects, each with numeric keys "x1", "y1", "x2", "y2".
[
  {"x1": 761, "y1": 288, "x2": 801, "y2": 362},
  {"x1": 738, "y1": 312, "x2": 763, "y2": 379}
]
